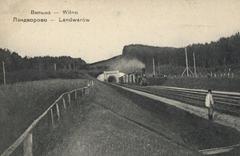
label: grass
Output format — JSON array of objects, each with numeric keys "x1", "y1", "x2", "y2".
[{"x1": 0, "y1": 79, "x2": 88, "y2": 154}]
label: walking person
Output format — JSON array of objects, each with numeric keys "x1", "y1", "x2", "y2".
[{"x1": 205, "y1": 89, "x2": 214, "y2": 120}]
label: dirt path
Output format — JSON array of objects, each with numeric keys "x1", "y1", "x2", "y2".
[
  {"x1": 46, "y1": 104, "x2": 199, "y2": 156},
  {"x1": 46, "y1": 81, "x2": 240, "y2": 156}
]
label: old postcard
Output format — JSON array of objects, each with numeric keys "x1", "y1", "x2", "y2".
[{"x1": 1, "y1": 0, "x2": 240, "y2": 156}]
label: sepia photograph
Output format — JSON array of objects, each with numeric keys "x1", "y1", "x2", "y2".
[{"x1": 0, "y1": 0, "x2": 240, "y2": 155}]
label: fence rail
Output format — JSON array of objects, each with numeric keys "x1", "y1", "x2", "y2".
[{"x1": 1, "y1": 80, "x2": 94, "y2": 156}]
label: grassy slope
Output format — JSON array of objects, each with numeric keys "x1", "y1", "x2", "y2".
[{"x1": 0, "y1": 79, "x2": 88, "y2": 153}]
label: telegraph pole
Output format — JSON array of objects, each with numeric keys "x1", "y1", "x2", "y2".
[
  {"x1": 185, "y1": 48, "x2": 189, "y2": 76},
  {"x1": 152, "y1": 57, "x2": 156, "y2": 77},
  {"x1": 193, "y1": 51, "x2": 197, "y2": 77},
  {"x1": 181, "y1": 47, "x2": 193, "y2": 77},
  {"x1": 2, "y1": 61, "x2": 6, "y2": 85},
  {"x1": 54, "y1": 63, "x2": 57, "y2": 71}
]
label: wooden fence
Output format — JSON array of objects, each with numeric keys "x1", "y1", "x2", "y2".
[{"x1": 0, "y1": 80, "x2": 94, "y2": 156}]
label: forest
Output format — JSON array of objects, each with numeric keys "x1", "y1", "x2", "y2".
[
  {"x1": 123, "y1": 32, "x2": 240, "y2": 73},
  {"x1": 0, "y1": 49, "x2": 86, "y2": 71},
  {"x1": 0, "y1": 49, "x2": 87, "y2": 84}
]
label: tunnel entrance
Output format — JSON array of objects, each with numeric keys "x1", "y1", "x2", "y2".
[{"x1": 108, "y1": 76, "x2": 117, "y2": 83}]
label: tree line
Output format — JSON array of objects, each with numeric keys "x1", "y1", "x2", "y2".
[
  {"x1": 122, "y1": 32, "x2": 240, "y2": 72},
  {"x1": 0, "y1": 49, "x2": 87, "y2": 72}
]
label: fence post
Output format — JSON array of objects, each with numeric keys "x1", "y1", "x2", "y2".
[
  {"x1": 56, "y1": 103, "x2": 60, "y2": 121},
  {"x1": 68, "y1": 93, "x2": 71, "y2": 104},
  {"x1": 23, "y1": 132, "x2": 33, "y2": 156},
  {"x1": 50, "y1": 108, "x2": 55, "y2": 128},
  {"x1": 62, "y1": 98, "x2": 66, "y2": 109}
]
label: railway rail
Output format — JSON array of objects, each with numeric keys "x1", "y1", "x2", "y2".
[
  {"x1": 111, "y1": 83, "x2": 240, "y2": 155},
  {"x1": 121, "y1": 85, "x2": 240, "y2": 116}
]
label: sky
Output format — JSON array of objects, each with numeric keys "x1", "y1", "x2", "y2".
[{"x1": 0, "y1": 0, "x2": 240, "y2": 63}]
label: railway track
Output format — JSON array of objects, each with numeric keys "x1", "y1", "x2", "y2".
[
  {"x1": 109, "y1": 83, "x2": 240, "y2": 155},
  {"x1": 121, "y1": 85, "x2": 240, "y2": 116}
]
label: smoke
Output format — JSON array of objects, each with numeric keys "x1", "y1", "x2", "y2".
[{"x1": 110, "y1": 58, "x2": 145, "y2": 73}]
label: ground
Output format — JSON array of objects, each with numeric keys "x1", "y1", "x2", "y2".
[{"x1": 45, "y1": 81, "x2": 240, "y2": 156}]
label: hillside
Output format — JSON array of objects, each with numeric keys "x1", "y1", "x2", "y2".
[
  {"x1": 90, "y1": 55, "x2": 123, "y2": 70},
  {"x1": 89, "y1": 55, "x2": 145, "y2": 75},
  {"x1": 90, "y1": 32, "x2": 240, "y2": 76}
]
